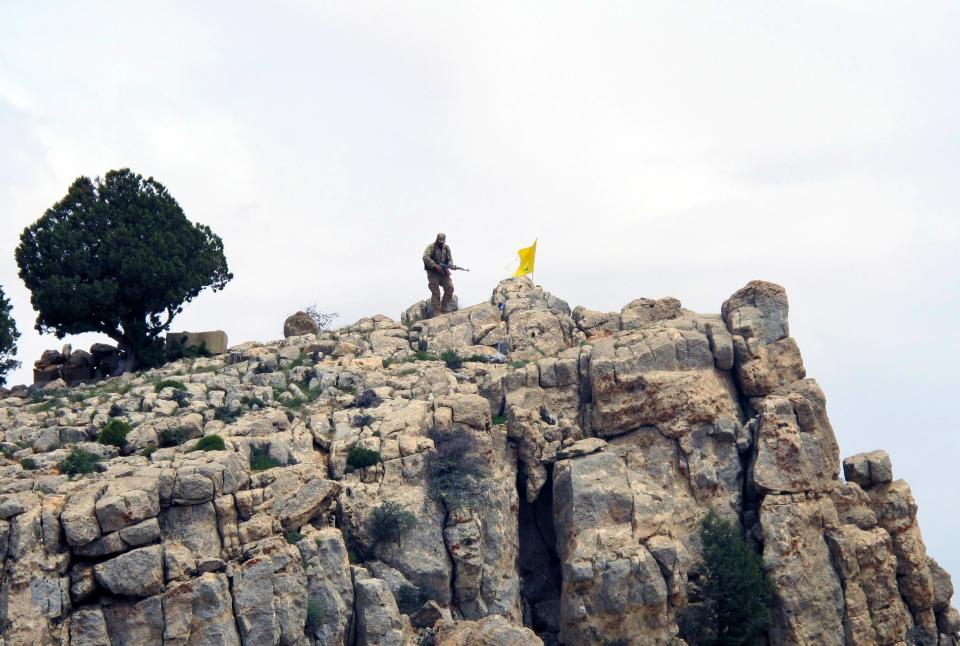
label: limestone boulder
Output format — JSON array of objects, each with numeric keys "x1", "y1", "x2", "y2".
[
  {"x1": 102, "y1": 595, "x2": 165, "y2": 645},
  {"x1": 163, "y1": 573, "x2": 240, "y2": 645},
  {"x1": 722, "y1": 280, "x2": 790, "y2": 344},
  {"x1": 435, "y1": 614, "x2": 543, "y2": 646},
  {"x1": 553, "y1": 452, "x2": 673, "y2": 644},
  {"x1": 354, "y1": 577, "x2": 406, "y2": 646},
  {"x1": 843, "y1": 450, "x2": 894, "y2": 489},
  {"x1": 751, "y1": 379, "x2": 839, "y2": 494},
  {"x1": 94, "y1": 545, "x2": 165, "y2": 597},
  {"x1": 284, "y1": 311, "x2": 320, "y2": 338}
]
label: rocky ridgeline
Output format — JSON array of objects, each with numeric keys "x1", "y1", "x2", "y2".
[{"x1": 0, "y1": 277, "x2": 955, "y2": 646}]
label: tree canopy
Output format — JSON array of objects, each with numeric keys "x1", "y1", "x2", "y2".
[
  {"x1": 16, "y1": 169, "x2": 232, "y2": 370},
  {"x1": 0, "y1": 286, "x2": 20, "y2": 386},
  {"x1": 680, "y1": 510, "x2": 773, "y2": 646}
]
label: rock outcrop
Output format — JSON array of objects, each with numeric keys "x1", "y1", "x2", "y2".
[{"x1": 0, "y1": 277, "x2": 954, "y2": 645}]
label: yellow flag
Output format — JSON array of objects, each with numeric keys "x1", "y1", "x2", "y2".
[{"x1": 514, "y1": 240, "x2": 537, "y2": 277}]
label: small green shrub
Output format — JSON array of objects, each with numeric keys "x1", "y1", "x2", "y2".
[
  {"x1": 0, "y1": 446, "x2": 15, "y2": 460},
  {"x1": 284, "y1": 396, "x2": 306, "y2": 411},
  {"x1": 284, "y1": 529, "x2": 303, "y2": 544},
  {"x1": 142, "y1": 444, "x2": 158, "y2": 458},
  {"x1": 678, "y1": 510, "x2": 772, "y2": 646},
  {"x1": 492, "y1": 414, "x2": 507, "y2": 426},
  {"x1": 440, "y1": 350, "x2": 462, "y2": 370},
  {"x1": 33, "y1": 397, "x2": 63, "y2": 412},
  {"x1": 250, "y1": 445, "x2": 281, "y2": 471},
  {"x1": 463, "y1": 354, "x2": 491, "y2": 363},
  {"x1": 214, "y1": 407, "x2": 240, "y2": 424},
  {"x1": 369, "y1": 500, "x2": 416, "y2": 543},
  {"x1": 59, "y1": 448, "x2": 102, "y2": 476},
  {"x1": 154, "y1": 379, "x2": 186, "y2": 393},
  {"x1": 346, "y1": 446, "x2": 381, "y2": 469},
  {"x1": 97, "y1": 419, "x2": 132, "y2": 448},
  {"x1": 306, "y1": 597, "x2": 327, "y2": 631},
  {"x1": 20, "y1": 457, "x2": 37, "y2": 470},
  {"x1": 412, "y1": 350, "x2": 438, "y2": 362},
  {"x1": 395, "y1": 583, "x2": 425, "y2": 615},
  {"x1": 509, "y1": 359, "x2": 528, "y2": 369},
  {"x1": 159, "y1": 428, "x2": 188, "y2": 447},
  {"x1": 195, "y1": 434, "x2": 226, "y2": 451},
  {"x1": 241, "y1": 395, "x2": 265, "y2": 409},
  {"x1": 425, "y1": 428, "x2": 489, "y2": 509}
]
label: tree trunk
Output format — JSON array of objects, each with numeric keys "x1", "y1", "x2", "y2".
[{"x1": 116, "y1": 318, "x2": 152, "y2": 374}]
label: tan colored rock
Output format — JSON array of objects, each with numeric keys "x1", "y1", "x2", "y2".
[
  {"x1": 435, "y1": 614, "x2": 544, "y2": 645},
  {"x1": 751, "y1": 380, "x2": 840, "y2": 494},
  {"x1": 760, "y1": 495, "x2": 845, "y2": 645},
  {"x1": 825, "y1": 523, "x2": 912, "y2": 644},
  {"x1": 869, "y1": 480, "x2": 936, "y2": 619},
  {"x1": 69, "y1": 607, "x2": 111, "y2": 646},
  {"x1": 94, "y1": 545, "x2": 165, "y2": 597},
  {"x1": 354, "y1": 577, "x2": 405, "y2": 646}
]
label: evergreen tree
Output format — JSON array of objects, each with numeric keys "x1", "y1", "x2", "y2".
[
  {"x1": 16, "y1": 169, "x2": 232, "y2": 371},
  {"x1": 0, "y1": 286, "x2": 20, "y2": 386},
  {"x1": 682, "y1": 510, "x2": 773, "y2": 645}
]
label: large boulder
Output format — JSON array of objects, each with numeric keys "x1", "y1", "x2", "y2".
[
  {"x1": 284, "y1": 311, "x2": 320, "y2": 338},
  {"x1": 435, "y1": 614, "x2": 543, "y2": 646},
  {"x1": 94, "y1": 545, "x2": 165, "y2": 597}
]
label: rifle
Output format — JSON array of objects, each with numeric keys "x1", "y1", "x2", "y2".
[{"x1": 440, "y1": 263, "x2": 470, "y2": 274}]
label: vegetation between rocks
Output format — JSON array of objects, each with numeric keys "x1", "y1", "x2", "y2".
[
  {"x1": 195, "y1": 434, "x2": 226, "y2": 451},
  {"x1": 59, "y1": 448, "x2": 102, "y2": 476},
  {"x1": 249, "y1": 445, "x2": 281, "y2": 471},
  {"x1": 97, "y1": 419, "x2": 132, "y2": 448},
  {"x1": 679, "y1": 510, "x2": 772, "y2": 646},
  {"x1": 369, "y1": 500, "x2": 416, "y2": 544},
  {"x1": 425, "y1": 428, "x2": 489, "y2": 510},
  {"x1": 346, "y1": 446, "x2": 381, "y2": 469}
]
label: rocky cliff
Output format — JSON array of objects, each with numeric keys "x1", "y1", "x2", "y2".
[{"x1": 0, "y1": 277, "x2": 955, "y2": 645}]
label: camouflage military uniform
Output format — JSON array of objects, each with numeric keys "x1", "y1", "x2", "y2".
[{"x1": 423, "y1": 240, "x2": 454, "y2": 316}]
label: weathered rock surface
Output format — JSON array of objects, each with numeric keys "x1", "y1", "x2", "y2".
[{"x1": 0, "y1": 276, "x2": 953, "y2": 646}]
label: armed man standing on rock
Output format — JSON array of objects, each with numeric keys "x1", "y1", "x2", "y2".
[{"x1": 422, "y1": 233, "x2": 457, "y2": 317}]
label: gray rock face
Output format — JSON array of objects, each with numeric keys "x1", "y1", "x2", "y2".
[
  {"x1": 761, "y1": 495, "x2": 845, "y2": 645},
  {"x1": 94, "y1": 545, "x2": 165, "y2": 597},
  {"x1": 354, "y1": 577, "x2": 406, "y2": 646},
  {"x1": 163, "y1": 573, "x2": 240, "y2": 645},
  {"x1": 553, "y1": 452, "x2": 674, "y2": 644},
  {"x1": 70, "y1": 607, "x2": 111, "y2": 646}
]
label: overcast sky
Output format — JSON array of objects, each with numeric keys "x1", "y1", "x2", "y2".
[{"x1": 2, "y1": 2, "x2": 958, "y2": 578}]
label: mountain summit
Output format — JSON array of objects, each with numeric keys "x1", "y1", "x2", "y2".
[{"x1": 0, "y1": 277, "x2": 954, "y2": 645}]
